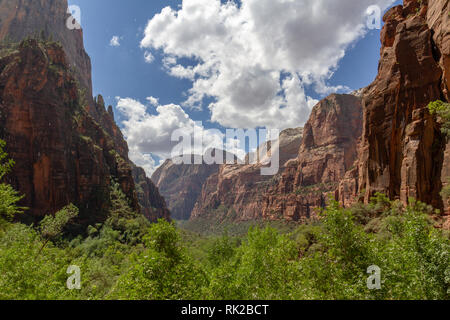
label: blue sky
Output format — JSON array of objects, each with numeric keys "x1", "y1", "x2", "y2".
[
  {"x1": 68, "y1": 0, "x2": 188, "y2": 119},
  {"x1": 67, "y1": 0, "x2": 402, "y2": 174}
]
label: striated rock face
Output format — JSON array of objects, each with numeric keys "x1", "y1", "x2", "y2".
[
  {"x1": 345, "y1": 0, "x2": 450, "y2": 217},
  {"x1": 151, "y1": 155, "x2": 220, "y2": 220},
  {"x1": 0, "y1": 39, "x2": 169, "y2": 228},
  {"x1": 262, "y1": 94, "x2": 363, "y2": 221},
  {"x1": 132, "y1": 165, "x2": 171, "y2": 222},
  {"x1": 192, "y1": 94, "x2": 363, "y2": 223},
  {"x1": 0, "y1": 39, "x2": 130, "y2": 226},
  {"x1": 0, "y1": 0, "x2": 170, "y2": 226},
  {"x1": 0, "y1": 0, "x2": 93, "y2": 102},
  {"x1": 191, "y1": 128, "x2": 305, "y2": 221}
]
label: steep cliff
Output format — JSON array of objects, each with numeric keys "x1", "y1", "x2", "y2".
[
  {"x1": 0, "y1": 40, "x2": 126, "y2": 226},
  {"x1": 262, "y1": 94, "x2": 363, "y2": 221},
  {"x1": 0, "y1": 0, "x2": 170, "y2": 226},
  {"x1": 132, "y1": 165, "x2": 171, "y2": 222},
  {"x1": 0, "y1": 0, "x2": 93, "y2": 103},
  {"x1": 151, "y1": 155, "x2": 220, "y2": 220},
  {"x1": 191, "y1": 128, "x2": 304, "y2": 221},
  {"x1": 341, "y1": 0, "x2": 450, "y2": 221}
]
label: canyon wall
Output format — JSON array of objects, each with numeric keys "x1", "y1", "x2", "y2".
[
  {"x1": 0, "y1": 0, "x2": 93, "y2": 102},
  {"x1": 151, "y1": 155, "x2": 220, "y2": 220},
  {"x1": 151, "y1": 0, "x2": 450, "y2": 226},
  {"x1": 190, "y1": 128, "x2": 306, "y2": 221},
  {"x1": 0, "y1": 0, "x2": 170, "y2": 227},
  {"x1": 341, "y1": 0, "x2": 450, "y2": 219},
  {"x1": 261, "y1": 94, "x2": 363, "y2": 221},
  {"x1": 191, "y1": 94, "x2": 362, "y2": 223}
]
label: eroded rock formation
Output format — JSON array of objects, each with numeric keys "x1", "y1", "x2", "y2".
[
  {"x1": 191, "y1": 128, "x2": 306, "y2": 221},
  {"x1": 151, "y1": 155, "x2": 220, "y2": 220},
  {"x1": 0, "y1": 0, "x2": 93, "y2": 102},
  {"x1": 262, "y1": 94, "x2": 363, "y2": 221},
  {"x1": 0, "y1": 39, "x2": 169, "y2": 227},
  {"x1": 0, "y1": 0, "x2": 170, "y2": 227},
  {"x1": 191, "y1": 94, "x2": 362, "y2": 222},
  {"x1": 340, "y1": 0, "x2": 450, "y2": 218}
]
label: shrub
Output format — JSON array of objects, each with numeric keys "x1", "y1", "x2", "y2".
[
  {"x1": 0, "y1": 140, "x2": 24, "y2": 223},
  {"x1": 109, "y1": 220, "x2": 207, "y2": 300}
]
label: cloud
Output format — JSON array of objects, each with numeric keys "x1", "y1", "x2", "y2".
[
  {"x1": 129, "y1": 148, "x2": 158, "y2": 177},
  {"x1": 141, "y1": 0, "x2": 394, "y2": 129},
  {"x1": 146, "y1": 96, "x2": 159, "y2": 106},
  {"x1": 116, "y1": 97, "x2": 242, "y2": 175},
  {"x1": 110, "y1": 36, "x2": 121, "y2": 47},
  {"x1": 144, "y1": 51, "x2": 155, "y2": 63}
]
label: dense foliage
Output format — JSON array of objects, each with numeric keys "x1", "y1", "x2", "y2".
[
  {"x1": 429, "y1": 100, "x2": 450, "y2": 138},
  {"x1": 0, "y1": 139, "x2": 24, "y2": 227},
  {"x1": 428, "y1": 100, "x2": 450, "y2": 206},
  {"x1": 0, "y1": 141, "x2": 449, "y2": 300}
]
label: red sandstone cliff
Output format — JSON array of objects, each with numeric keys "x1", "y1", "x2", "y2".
[
  {"x1": 0, "y1": 0, "x2": 93, "y2": 103},
  {"x1": 339, "y1": 0, "x2": 450, "y2": 224},
  {"x1": 151, "y1": 155, "x2": 220, "y2": 220},
  {"x1": 191, "y1": 128, "x2": 305, "y2": 221},
  {"x1": 262, "y1": 94, "x2": 363, "y2": 221},
  {"x1": 0, "y1": 0, "x2": 170, "y2": 226},
  {"x1": 132, "y1": 165, "x2": 170, "y2": 222},
  {"x1": 191, "y1": 94, "x2": 362, "y2": 222},
  {"x1": 0, "y1": 39, "x2": 169, "y2": 227}
]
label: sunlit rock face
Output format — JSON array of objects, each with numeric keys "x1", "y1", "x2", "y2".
[
  {"x1": 152, "y1": 153, "x2": 224, "y2": 221},
  {"x1": 0, "y1": 0, "x2": 171, "y2": 227},
  {"x1": 0, "y1": 0, "x2": 93, "y2": 103},
  {"x1": 338, "y1": 0, "x2": 450, "y2": 229},
  {"x1": 262, "y1": 94, "x2": 363, "y2": 222},
  {"x1": 352, "y1": 0, "x2": 448, "y2": 207}
]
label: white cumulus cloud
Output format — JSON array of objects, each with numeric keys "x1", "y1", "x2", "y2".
[
  {"x1": 116, "y1": 97, "x2": 244, "y2": 175},
  {"x1": 144, "y1": 51, "x2": 155, "y2": 63},
  {"x1": 110, "y1": 35, "x2": 121, "y2": 47},
  {"x1": 141, "y1": 0, "x2": 394, "y2": 129}
]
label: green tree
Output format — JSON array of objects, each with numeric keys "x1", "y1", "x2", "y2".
[
  {"x1": 207, "y1": 231, "x2": 236, "y2": 267},
  {"x1": 428, "y1": 100, "x2": 450, "y2": 138},
  {"x1": 428, "y1": 101, "x2": 450, "y2": 208},
  {"x1": 0, "y1": 139, "x2": 24, "y2": 223},
  {"x1": 0, "y1": 139, "x2": 14, "y2": 180},
  {"x1": 0, "y1": 224, "x2": 72, "y2": 300},
  {"x1": 104, "y1": 181, "x2": 150, "y2": 245},
  {"x1": 38, "y1": 204, "x2": 79, "y2": 255},
  {"x1": 297, "y1": 197, "x2": 450, "y2": 300},
  {"x1": 109, "y1": 219, "x2": 207, "y2": 300},
  {"x1": 207, "y1": 227, "x2": 300, "y2": 300}
]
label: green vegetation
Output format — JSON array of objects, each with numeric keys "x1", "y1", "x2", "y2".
[
  {"x1": 0, "y1": 140, "x2": 449, "y2": 300},
  {"x1": 429, "y1": 100, "x2": 450, "y2": 138},
  {"x1": 0, "y1": 139, "x2": 24, "y2": 224},
  {"x1": 295, "y1": 182, "x2": 338, "y2": 196},
  {"x1": 429, "y1": 100, "x2": 450, "y2": 205},
  {"x1": 177, "y1": 217, "x2": 302, "y2": 237}
]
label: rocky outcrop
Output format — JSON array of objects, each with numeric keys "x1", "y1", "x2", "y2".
[
  {"x1": 342, "y1": 0, "x2": 450, "y2": 218},
  {"x1": 151, "y1": 155, "x2": 220, "y2": 220},
  {"x1": 191, "y1": 94, "x2": 362, "y2": 222},
  {"x1": 0, "y1": 0, "x2": 170, "y2": 226},
  {"x1": 191, "y1": 128, "x2": 305, "y2": 221},
  {"x1": 0, "y1": 39, "x2": 128, "y2": 226},
  {"x1": 262, "y1": 94, "x2": 363, "y2": 221},
  {"x1": 132, "y1": 165, "x2": 171, "y2": 222},
  {"x1": 0, "y1": 39, "x2": 169, "y2": 228},
  {"x1": 0, "y1": 0, "x2": 93, "y2": 103}
]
